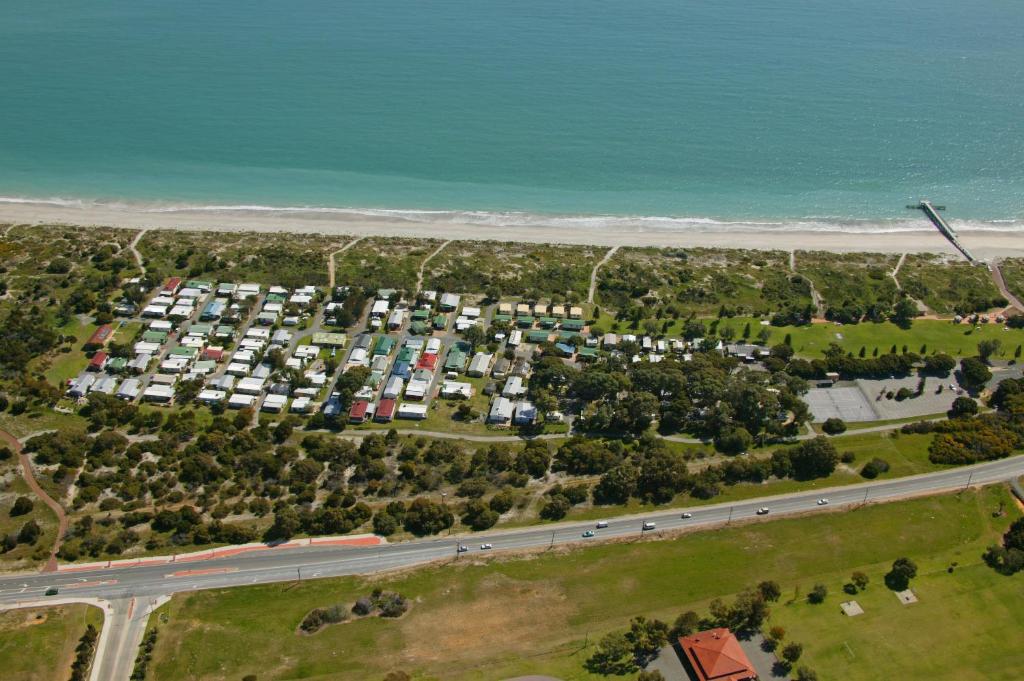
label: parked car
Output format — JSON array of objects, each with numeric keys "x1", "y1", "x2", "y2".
[
  {"x1": 596, "y1": 521, "x2": 609, "y2": 529},
  {"x1": 756, "y1": 507, "x2": 770, "y2": 515},
  {"x1": 582, "y1": 530, "x2": 595, "y2": 538}
]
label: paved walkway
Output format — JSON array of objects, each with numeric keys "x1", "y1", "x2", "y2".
[
  {"x1": 327, "y1": 237, "x2": 363, "y2": 288},
  {"x1": 991, "y1": 261, "x2": 1024, "y2": 313},
  {"x1": 588, "y1": 245, "x2": 618, "y2": 304},
  {"x1": 128, "y1": 229, "x2": 148, "y2": 276},
  {"x1": 1, "y1": 429, "x2": 66, "y2": 572},
  {"x1": 416, "y1": 240, "x2": 451, "y2": 293}
]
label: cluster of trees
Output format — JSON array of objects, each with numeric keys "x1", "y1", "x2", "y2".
[
  {"x1": 0, "y1": 305, "x2": 57, "y2": 379},
  {"x1": 781, "y1": 343, "x2": 920, "y2": 381},
  {"x1": 68, "y1": 624, "x2": 100, "y2": 681},
  {"x1": 905, "y1": 413, "x2": 1024, "y2": 465},
  {"x1": 983, "y1": 517, "x2": 1024, "y2": 575},
  {"x1": 129, "y1": 626, "x2": 158, "y2": 681},
  {"x1": 552, "y1": 351, "x2": 809, "y2": 445},
  {"x1": 553, "y1": 436, "x2": 840, "y2": 509},
  {"x1": 352, "y1": 588, "x2": 409, "y2": 618}
]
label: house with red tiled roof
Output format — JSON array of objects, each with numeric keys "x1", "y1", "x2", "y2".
[{"x1": 678, "y1": 628, "x2": 757, "y2": 681}]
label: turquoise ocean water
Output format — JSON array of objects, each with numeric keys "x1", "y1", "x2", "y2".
[{"x1": 1, "y1": 0, "x2": 1022, "y2": 231}]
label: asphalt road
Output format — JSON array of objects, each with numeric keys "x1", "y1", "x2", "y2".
[{"x1": 1, "y1": 454, "x2": 1021, "y2": 607}]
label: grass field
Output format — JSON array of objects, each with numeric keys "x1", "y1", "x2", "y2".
[
  {"x1": 144, "y1": 485, "x2": 1018, "y2": 681},
  {"x1": 745, "y1": 317, "x2": 1024, "y2": 359},
  {"x1": 0, "y1": 603, "x2": 103, "y2": 681}
]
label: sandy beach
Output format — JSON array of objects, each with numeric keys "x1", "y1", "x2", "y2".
[{"x1": 1, "y1": 201, "x2": 1022, "y2": 259}]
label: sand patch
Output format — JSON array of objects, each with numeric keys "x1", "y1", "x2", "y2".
[{"x1": 399, "y1": 574, "x2": 571, "y2": 666}]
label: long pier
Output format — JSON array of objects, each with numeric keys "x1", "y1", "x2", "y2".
[{"x1": 908, "y1": 200, "x2": 975, "y2": 262}]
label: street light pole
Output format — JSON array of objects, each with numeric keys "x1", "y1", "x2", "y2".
[
  {"x1": 965, "y1": 472, "x2": 973, "y2": 490},
  {"x1": 727, "y1": 506, "x2": 733, "y2": 524}
]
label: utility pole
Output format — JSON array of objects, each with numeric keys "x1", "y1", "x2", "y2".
[
  {"x1": 863, "y1": 487, "x2": 869, "y2": 505},
  {"x1": 550, "y1": 530, "x2": 555, "y2": 549},
  {"x1": 297, "y1": 567, "x2": 302, "y2": 582},
  {"x1": 727, "y1": 506, "x2": 733, "y2": 524},
  {"x1": 965, "y1": 472, "x2": 973, "y2": 490}
]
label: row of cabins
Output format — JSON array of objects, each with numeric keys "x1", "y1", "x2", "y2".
[
  {"x1": 496, "y1": 302, "x2": 584, "y2": 319},
  {"x1": 348, "y1": 335, "x2": 451, "y2": 423}
]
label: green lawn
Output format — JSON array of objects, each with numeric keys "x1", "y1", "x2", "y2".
[
  {"x1": 0, "y1": 603, "x2": 103, "y2": 681},
  {"x1": 744, "y1": 317, "x2": 1023, "y2": 359},
  {"x1": 145, "y1": 486, "x2": 1018, "y2": 681}
]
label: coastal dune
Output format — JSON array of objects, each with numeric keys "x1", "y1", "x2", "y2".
[{"x1": 1, "y1": 201, "x2": 1022, "y2": 259}]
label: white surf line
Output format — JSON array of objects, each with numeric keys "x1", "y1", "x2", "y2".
[
  {"x1": 327, "y1": 236, "x2": 363, "y2": 288},
  {"x1": 416, "y1": 239, "x2": 452, "y2": 293},
  {"x1": 128, "y1": 228, "x2": 148, "y2": 276},
  {"x1": 588, "y1": 245, "x2": 619, "y2": 304}
]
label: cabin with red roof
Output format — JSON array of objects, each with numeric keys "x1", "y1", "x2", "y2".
[
  {"x1": 677, "y1": 628, "x2": 757, "y2": 681},
  {"x1": 161, "y1": 277, "x2": 183, "y2": 296},
  {"x1": 415, "y1": 353, "x2": 438, "y2": 372},
  {"x1": 87, "y1": 351, "x2": 108, "y2": 372},
  {"x1": 349, "y1": 400, "x2": 369, "y2": 424},
  {"x1": 375, "y1": 398, "x2": 396, "y2": 422},
  {"x1": 84, "y1": 324, "x2": 113, "y2": 350}
]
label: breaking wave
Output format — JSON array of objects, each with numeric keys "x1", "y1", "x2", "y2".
[{"x1": 1, "y1": 196, "x2": 1022, "y2": 235}]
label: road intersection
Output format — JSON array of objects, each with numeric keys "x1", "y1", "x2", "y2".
[{"x1": 2, "y1": 453, "x2": 1022, "y2": 680}]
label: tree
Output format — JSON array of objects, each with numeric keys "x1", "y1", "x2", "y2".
[
  {"x1": 786, "y1": 437, "x2": 838, "y2": 481},
  {"x1": 885, "y1": 557, "x2": 918, "y2": 591},
  {"x1": 266, "y1": 507, "x2": 301, "y2": 541},
  {"x1": 461, "y1": 499, "x2": 499, "y2": 531},
  {"x1": 959, "y1": 357, "x2": 991, "y2": 391},
  {"x1": 923, "y1": 353, "x2": 956, "y2": 376},
  {"x1": 625, "y1": 616, "x2": 669, "y2": 665},
  {"x1": 891, "y1": 298, "x2": 919, "y2": 328},
  {"x1": 402, "y1": 498, "x2": 454, "y2": 536},
  {"x1": 807, "y1": 584, "x2": 827, "y2": 604},
  {"x1": 17, "y1": 520, "x2": 40, "y2": 545},
  {"x1": 781, "y1": 642, "x2": 804, "y2": 664},
  {"x1": 372, "y1": 513, "x2": 398, "y2": 536},
  {"x1": 585, "y1": 631, "x2": 636, "y2": 675},
  {"x1": 851, "y1": 571, "x2": 869, "y2": 590},
  {"x1": 539, "y1": 495, "x2": 570, "y2": 521},
  {"x1": 669, "y1": 610, "x2": 700, "y2": 638},
  {"x1": 977, "y1": 339, "x2": 1002, "y2": 362},
  {"x1": 821, "y1": 417, "x2": 847, "y2": 435},
  {"x1": 948, "y1": 396, "x2": 978, "y2": 419},
  {"x1": 10, "y1": 496, "x2": 33, "y2": 517},
  {"x1": 860, "y1": 457, "x2": 890, "y2": 479},
  {"x1": 714, "y1": 426, "x2": 753, "y2": 455},
  {"x1": 757, "y1": 580, "x2": 782, "y2": 603},
  {"x1": 795, "y1": 666, "x2": 819, "y2": 681}
]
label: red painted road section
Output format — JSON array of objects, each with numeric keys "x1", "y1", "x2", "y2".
[{"x1": 54, "y1": 535, "x2": 384, "y2": 573}]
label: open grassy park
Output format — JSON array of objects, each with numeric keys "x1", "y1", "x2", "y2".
[
  {"x1": 0, "y1": 603, "x2": 103, "y2": 681},
  {"x1": 730, "y1": 317, "x2": 1023, "y2": 359},
  {"x1": 144, "y1": 485, "x2": 1021, "y2": 681}
]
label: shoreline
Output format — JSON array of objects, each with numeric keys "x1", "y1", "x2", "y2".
[{"x1": 2, "y1": 201, "x2": 1023, "y2": 258}]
